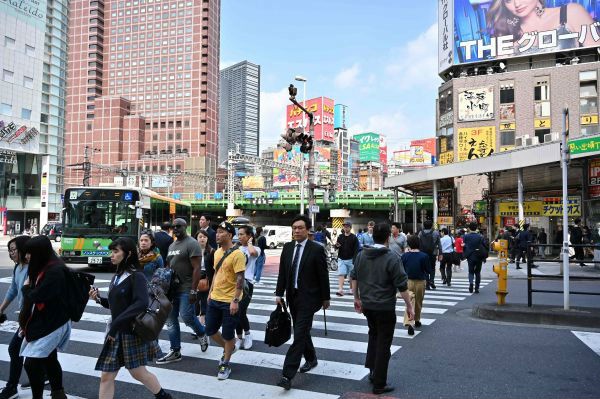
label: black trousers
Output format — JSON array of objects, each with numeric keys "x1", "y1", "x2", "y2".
[
  {"x1": 425, "y1": 253, "x2": 436, "y2": 285},
  {"x1": 363, "y1": 309, "x2": 396, "y2": 389},
  {"x1": 235, "y1": 281, "x2": 254, "y2": 335},
  {"x1": 439, "y1": 253, "x2": 453, "y2": 284},
  {"x1": 282, "y1": 295, "x2": 317, "y2": 380},
  {"x1": 24, "y1": 349, "x2": 63, "y2": 399},
  {"x1": 7, "y1": 330, "x2": 24, "y2": 388}
]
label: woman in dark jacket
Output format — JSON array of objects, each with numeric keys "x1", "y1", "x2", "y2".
[
  {"x1": 19, "y1": 236, "x2": 70, "y2": 399},
  {"x1": 195, "y1": 230, "x2": 215, "y2": 325},
  {"x1": 89, "y1": 237, "x2": 172, "y2": 399}
]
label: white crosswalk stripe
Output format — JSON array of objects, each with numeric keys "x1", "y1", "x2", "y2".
[{"x1": 0, "y1": 272, "x2": 490, "y2": 398}]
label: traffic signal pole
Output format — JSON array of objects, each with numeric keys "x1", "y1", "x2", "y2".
[{"x1": 288, "y1": 86, "x2": 316, "y2": 226}]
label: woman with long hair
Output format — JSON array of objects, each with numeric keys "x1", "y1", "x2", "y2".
[
  {"x1": 195, "y1": 229, "x2": 215, "y2": 326},
  {"x1": 0, "y1": 236, "x2": 31, "y2": 398},
  {"x1": 90, "y1": 237, "x2": 172, "y2": 399},
  {"x1": 487, "y1": 0, "x2": 595, "y2": 49},
  {"x1": 19, "y1": 236, "x2": 70, "y2": 399},
  {"x1": 138, "y1": 229, "x2": 164, "y2": 281}
]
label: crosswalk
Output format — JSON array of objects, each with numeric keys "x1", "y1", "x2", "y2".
[{"x1": 0, "y1": 273, "x2": 491, "y2": 398}]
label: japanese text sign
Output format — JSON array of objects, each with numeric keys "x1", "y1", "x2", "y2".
[{"x1": 457, "y1": 126, "x2": 496, "y2": 161}]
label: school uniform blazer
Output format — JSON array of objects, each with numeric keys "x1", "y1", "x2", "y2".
[{"x1": 275, "y1": 239, "x2": 330, "y2": 313}]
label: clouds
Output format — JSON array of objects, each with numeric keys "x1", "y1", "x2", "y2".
[
  {"x1": 259, "y1": 87, "x2": 289, "y2": 152},
  {"x1": 334, "y1": 64, "x2": 361, "y2": 89},
  {"x1": 385, "y1": 23, "x2": 440, "y2": 91}
]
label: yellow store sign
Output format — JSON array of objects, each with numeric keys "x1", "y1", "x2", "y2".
[
  {"x1": 439, "y1": 151, "x2": 454, "y2": 165},
  {"x1": 498, "y1": 201, "x2": 543, "y2": 216},
  {"x1": 457, "y1": 126, "x2": 496, "y2": 161}
]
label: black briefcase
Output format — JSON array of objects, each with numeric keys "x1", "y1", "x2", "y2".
[{"x1": 264, "y1": 301, "x2": 292, "y2": 347}]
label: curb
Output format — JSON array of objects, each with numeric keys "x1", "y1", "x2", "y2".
[{"x1": 472, "y1": 303, "x2": 600, "y2": 328}]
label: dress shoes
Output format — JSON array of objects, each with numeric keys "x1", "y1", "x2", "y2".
[
  {"x1": 277, "y1": 376, "x2": 291, "y2": 390},
  {"x1": 299, "y1": 359, "x2": 318, "y2": 373},
  {"x1": 373, "y1": 385, "x2": 395, "y2": 395},
  {"x1": 414, "y1": 321, "x2": 422, "y2": 327}
]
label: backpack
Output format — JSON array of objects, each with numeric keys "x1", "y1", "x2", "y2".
[
  {"x1": 63, "y1": 267, "x2": 95, "y2": 322},
  {"x1": 472, "y1": 234, "x2": 489, "y2": 262},
  {"x1": 420, "y1": 230, "x2": 435, "y2": 254},
  {"x1": 150, "y1": 267, "x2": 180, "y2": 300},
  {"x1": 264, "y1": 301, "x2": 292, "y2": 347}
]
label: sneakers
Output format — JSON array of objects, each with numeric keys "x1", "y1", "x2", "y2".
[
  {"x1": 243, "y1": 333, "x2": 253, "y2": 350},
  {"x1": 217, "y1": 364, "x2": 231, "y2": 380},
  {"x1": 156, "y1": 350, "x2": 182, "y2": 364},
  {"x1": 235, "y1": 339, "x2": 242, "y2": 351},
  {"x1": 407, "y1": 325, "x2": 415, "y2": 336},
  {"x1": 469, "y1": 284, "x2": 474, "y2": 293},
  {"x1": 199, "y1": 334, "x2": 209, "y2": 352},
  {"x1": 0, "y1": 385, "x2": 18, "y2": 399}
]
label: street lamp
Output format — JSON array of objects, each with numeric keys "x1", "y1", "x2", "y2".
[{"x1": 294, "y1": 76, "x2": 307, "y2": 216}]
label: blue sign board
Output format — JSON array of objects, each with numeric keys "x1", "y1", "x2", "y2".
[
  {"x1": 123, "y1": 192, "x2": 133, "y2": 201},
  {"x1": 194, "y1": 193, "x2": 204, "y2": 200},
  {"x1": 269, "y1": 192, "x2": 279, "y2": 199},
  {"x1": 214, "y1": 193, "x2": 223, "y2": 200},
  {"x1": 244, "y1": 193, "x2": 253, "y2": 199},
  {"x1": 173, "y1": 193, "x2": 181, "y2": 200}
]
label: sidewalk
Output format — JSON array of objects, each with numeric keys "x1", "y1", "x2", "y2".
[{"x1": 481, "y1": 254, "x2": 600, "y2": 279}]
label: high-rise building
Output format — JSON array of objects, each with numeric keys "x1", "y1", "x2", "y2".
[
  {"x1": 65, "y1": 0, "x2": 221, "y2": 194},
  {"x1": 0, "y1": 0, "x2": 69, "y2": 234},
  {"x1": 219, "y1": 61, "x2": 260, "y2": 167}
]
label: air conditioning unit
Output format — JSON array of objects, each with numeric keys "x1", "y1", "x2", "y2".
[
  {"x1": 515, "y1": 135, "x2": 529, "y2": 147},
  {"x1": 525, "y1": 137, "x2": 539, "y2": 146},
  {"x1": 544, "y1": 132, "x2": 560, "y2": 142}
]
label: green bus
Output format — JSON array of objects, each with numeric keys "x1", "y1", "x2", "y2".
[{"x1": 60, "y1": 186, "x2": 190, "y2": 268}]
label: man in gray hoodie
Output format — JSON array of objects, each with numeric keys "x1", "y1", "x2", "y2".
[{"x1": 350, "y1": 223, "x2": 414, "y2": 395}]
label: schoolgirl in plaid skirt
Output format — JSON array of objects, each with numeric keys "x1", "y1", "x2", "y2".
[{"x1": 90, "y1": 237, "x2": 173, "y2": 399}]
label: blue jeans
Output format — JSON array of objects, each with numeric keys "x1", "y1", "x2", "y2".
[
  {"x1": 166, "y1": 291, "x2": 206, "y2": 351},
  {"x1": 254, "y1": 254, "x2": 265, "y2": 282}
]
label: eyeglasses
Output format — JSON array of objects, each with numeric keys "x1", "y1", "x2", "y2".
[
  {"x1": 173, "y1": 224, "x2": 184, "y2": 229},
  {"x1": 8, "y1": 248, "x2": 17, "y2": 253}
]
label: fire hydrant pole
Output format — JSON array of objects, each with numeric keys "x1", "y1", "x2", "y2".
[{"x1": 492, "y1": 239, "x2": 509, "y2": 305}]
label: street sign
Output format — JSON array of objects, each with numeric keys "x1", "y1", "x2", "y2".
[
  {"x1": 569, "y1": 136, "x2": 600, "y2": 155},
  {"x1": 310, "y1": 205, "x2": 320, "y2": 214}
]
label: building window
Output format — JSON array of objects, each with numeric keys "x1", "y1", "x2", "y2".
[
  {"x1": 534, "y1": 77, "x2": 550, "y2": 118},
  {"x1": 23, "y1": 76, "x2": 34, "y2": 89},
  {"x1": 500, "y1": 81, "x2": 515, "y2": 122},
  {"x1": 535, "y1": 129, "x2": 550, "y2": 144},
  {"x1": 1, "y1": 103, "x2": 12, "y2": 116},
  {"x1": 4, "y1": 36, "x2": 15, "y2": 48},
  {"x1": 21, "y1": 108, "x2": 32, "y2": 120},
  {"x1": 25, "y1": 44, "x2": 35, "y2": 56},
  {"x1": 500, "y1": 131, "x2": 515, "y2": 146},
  {"x1": 438, "y1": 89, "x2": 452, "y2": 115},
  {"x1": 2, "y1": 69, "x2": 13, "y2": 83},
  {"x1": 579, "y1": 71, "x2": 598, "y2": 134}
]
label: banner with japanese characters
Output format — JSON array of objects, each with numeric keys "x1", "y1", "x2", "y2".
[
  {"x1": 542, "y1": 196, "x2": 582, "y2": 217},
  {"x1": 441, "y1": 0, "x2": 600, "y2": 73},
  {"x1": 457, "y1": 126, "x2": 496, "y2": 161},
  {"x1": 286, "y1": 97, "x2": 335, "y2": 142},
  {"x1": 0, "y1": 120, "x2": 40, "y2": 154},
  {"x1": 458, "y1": 87, "x2": 494, "y2": 121}
]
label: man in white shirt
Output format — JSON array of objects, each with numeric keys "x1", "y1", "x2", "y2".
[{"x1": 439, "y1": 228, "x2": 455, "y2": 286}]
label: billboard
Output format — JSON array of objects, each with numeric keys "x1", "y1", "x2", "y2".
[
  {"x1": 286, "y1": 97, "x2": 335, "y2": 142},
  {"x1": 458, "y1": 87, "x2": 494, "y2": 121},
  {"x1": 441, "y1": 0, "x2": 600, "y2": 73},
  {"x1": 315, "y1": 147, "x2": 331, "y2": 186},
  {"x1": 334, "y1": 104, "x2": 348, "y2": 129},
  {"x1": 589, "y1": 158, "x2": 600, "y2": 198},
  {"x1": 241, "y1": 176, "x2": 264, "y2": 190},
  {"x1": 273, "y1": 146, "x2": 304, "y2": 187},
  {"x1": 0, "y1": 0, "x2": 47, "y2": 30},
  {"x1": 457, "y1": 126, "x2": 496, "y2": 161},
  {"x1": 379, "y1": 136, "x2": 388, "y2": 173},
  {"x1": 354, "y1": 132, "x2": 381, "y2": 162}
]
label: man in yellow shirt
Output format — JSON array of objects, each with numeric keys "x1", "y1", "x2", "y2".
[{"x1": 205, "y1": 221, "x2": 246, "y2": 380}]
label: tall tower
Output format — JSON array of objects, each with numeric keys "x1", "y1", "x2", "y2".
[
  {"x1": 218, "y1": 61, "x2": 260, "y2": 169},
  {"x1": 65, "y1": 0, "x2": 221, "y2": 194}
]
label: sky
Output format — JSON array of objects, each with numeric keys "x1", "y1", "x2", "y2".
[{"x1": 220, "y1": 0, "x2": 442, "y2": 153}]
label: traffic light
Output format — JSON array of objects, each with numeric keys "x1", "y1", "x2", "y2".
[{"x1": 279, "y1": 126, "x2": 313, "y2": 154}]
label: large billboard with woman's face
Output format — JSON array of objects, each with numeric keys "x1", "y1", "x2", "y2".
[{"x1": 439, "y1": 0, "x2": 600, "y2": 73}]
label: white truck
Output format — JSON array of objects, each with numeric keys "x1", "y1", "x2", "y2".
[{"x1": 262, "y1": 225, "x2": 292, "y2": 249}]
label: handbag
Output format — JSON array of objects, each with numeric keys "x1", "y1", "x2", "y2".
[
  {"x1": 197, "y1": 271, "x2": 210, "y2": 292},
  {"x1": 131, "y1": 273, "x2": 173, "y2": 341},
  {"x1": 264, "y1": 301, "x2": 292, "y2": 347}
]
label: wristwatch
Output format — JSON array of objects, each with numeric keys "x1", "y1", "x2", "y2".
[
  {"x1": 232, "y1": 297, "x2": 240, "y2": 304},
  {"x1": 190, "y1": 290, "x2": 197, "y2": 295}
]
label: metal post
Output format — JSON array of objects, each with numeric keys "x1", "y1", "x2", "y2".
[
  {"x1": 432, "y1": 180, "x2": 438, "y2": 229},
  {"x1": 561, "y1": 108, "x2": 570, "y2": 310},
  {"x1": 527, "y1": 254, "x2": 533, "y2": 307},
  {"x1": 487, "y1": 173, "x2": 494, "y2": 245},
  {"x1": 517, "y1": 168, "x2": 524, "y2": 230},
  {"x1": 299, "y1": 160, "x2": 305, "y2": 215},
  {"x1": 412, "y1": 193, "x2": 418, "y2": 234},
  {"x1": 393, "y1": 188, "x2": 399, "y2": 222},
  {"x1": 308, "y1": 145, "x2": 316, "y2": 228}
]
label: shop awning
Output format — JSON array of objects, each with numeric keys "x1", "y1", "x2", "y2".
[{"x1": 384, "y1": 141, "x2": 562, "y2": 193}]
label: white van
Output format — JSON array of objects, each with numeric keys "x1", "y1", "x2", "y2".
[{"x1": 262, "y1": 225, "x2": 292, "y2": 249}]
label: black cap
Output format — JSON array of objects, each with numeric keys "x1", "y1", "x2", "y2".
[{"x1": 217, "y1": 221, "x2": 235, "y2": 236}]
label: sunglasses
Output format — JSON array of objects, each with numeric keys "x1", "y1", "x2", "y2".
[{"x1": 173, "y1": 224, "x2": 185, "y2": 229}]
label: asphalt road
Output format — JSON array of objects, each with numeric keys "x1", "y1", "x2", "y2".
[{"x1": 0, "y1": 244, "x2": 598, "y2": 398}]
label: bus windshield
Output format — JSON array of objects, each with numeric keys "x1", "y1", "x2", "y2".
[{"x1": 63, "y1": 199, "x2": 137, "y2": 237}]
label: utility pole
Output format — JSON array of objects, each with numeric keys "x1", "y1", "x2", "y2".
[
  {"x1": 561, "y1": 107, "x2": 570, "y2": 310},
  {"x1": 66, "y1": 145, "x2": 100, "y2": 186}
]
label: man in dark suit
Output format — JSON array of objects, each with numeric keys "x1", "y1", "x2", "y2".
[
  {"x1": 199, "y1": 214, "x2": 217, "y2": 249},
  {"x1": 154, "y1": 221, "x2": 173, "y2": 263},
  {"x1": 275, "y1": 215, "x2": 330, "y2": 390}
]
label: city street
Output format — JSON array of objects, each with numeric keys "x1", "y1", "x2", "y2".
[{"x1": 0, "y1": 244, "x2": 598, "y2": 398}]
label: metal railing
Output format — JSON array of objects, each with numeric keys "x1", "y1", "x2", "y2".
[{"x1": 525, "y1": 243, "x2": 600, "y2": 307}]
